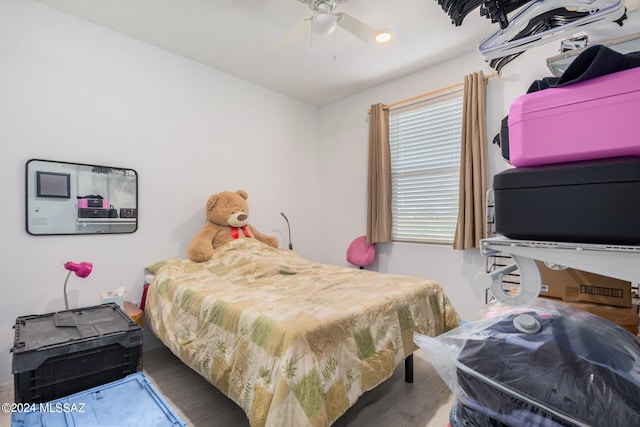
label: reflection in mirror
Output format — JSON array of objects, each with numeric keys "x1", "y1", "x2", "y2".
[{"x1": 26, "y1": 159, "x2": 138, "y2": 235}]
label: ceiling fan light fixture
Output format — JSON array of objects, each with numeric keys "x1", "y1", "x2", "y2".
[
  {"x1": 311, "y1": 11, "x2": 338, "y2": 36},
  {"x1": 375, "y1": 31, "x2": 392, "y2": 44}
]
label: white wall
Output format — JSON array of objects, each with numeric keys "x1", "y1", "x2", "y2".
[
  {"x1": 0, "y1": 0, "x2": 319, "y2": 389},
  {"x1": 316, "y1": 43, "x2": 562, "y2": 322}
]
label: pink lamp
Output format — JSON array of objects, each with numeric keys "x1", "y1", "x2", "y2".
[{"x1": 63, "y1": 261, "x2": 93, "y2": 310}]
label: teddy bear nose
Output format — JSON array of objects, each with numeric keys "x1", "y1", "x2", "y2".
[{"x1": 237, "y1": 214, "x2": 247, "y2": 221}]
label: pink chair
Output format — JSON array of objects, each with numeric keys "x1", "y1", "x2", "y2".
[{"x1": 346, "y1": 236, "x2": 376, "y2": 269}]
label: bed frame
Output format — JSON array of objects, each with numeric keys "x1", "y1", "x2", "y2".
[{"x1": 405, "y1": 354, "x2": 414, "y2": 383}]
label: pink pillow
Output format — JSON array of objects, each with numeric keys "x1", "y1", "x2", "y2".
[{"x1": 346, "y1": 236, "x2": 376, "y2": 267}]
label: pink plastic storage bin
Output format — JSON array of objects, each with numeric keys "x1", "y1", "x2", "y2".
[{"x1": 508, "y1": 67, "x2": 640, "y2": 167}]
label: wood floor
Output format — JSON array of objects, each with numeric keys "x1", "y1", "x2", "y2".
[
  {"x1": 0, "y1": 348, "x2": 453, "y2": 427},
  {"x1": 142, "y1": 347, "x2": 454, "y2": 427}
]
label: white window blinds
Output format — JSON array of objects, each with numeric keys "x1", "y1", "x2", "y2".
[{"x1": 389, "y1": 91, "x2": 463, "y2": 243}]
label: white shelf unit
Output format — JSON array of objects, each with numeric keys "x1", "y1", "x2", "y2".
[
  {"x1": 481, "y1": 237, "x2": 640, "y2": 283},
  {"x1": 479, "y1": 237, "x2": 640, "y2": 306},
  {"x1": 546, "y1": 32, "x2": 640, "y2": 77},
  {"x1": 77, "y1": 218, "x2": 136, "y2": 226},
  {"x1": 483, "y1": 189, "x2": 520, "y2": 304}
]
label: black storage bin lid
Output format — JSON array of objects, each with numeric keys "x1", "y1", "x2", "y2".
[
  {"x1": 493, "y1": 156, "x2": 640, "y2": 190},
  {"x1": 12, "y1": 303, "x2": 142, "y2": 373}
]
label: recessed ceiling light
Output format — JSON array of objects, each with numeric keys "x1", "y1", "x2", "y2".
[{"x1": 375, "y1": 31, "x2": 392, "y2": 44}]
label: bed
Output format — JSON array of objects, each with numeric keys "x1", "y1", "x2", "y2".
[{"x1": 145, "y1": 239, "x2": 460, "y2": 427}]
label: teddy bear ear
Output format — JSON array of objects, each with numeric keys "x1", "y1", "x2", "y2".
[
  {"x1": 236, "y1": 190, "x2": 248, "y2": 200},
  {"x1": 206, "y1": 195, "x2": 219, "y2": 212}
]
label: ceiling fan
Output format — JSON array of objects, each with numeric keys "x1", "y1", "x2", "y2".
[{"x1": 282, "y1": 0, "x2": 392, "y2": 45}]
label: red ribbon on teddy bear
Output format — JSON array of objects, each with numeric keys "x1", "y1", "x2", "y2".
[{"x1": 230, "y1": 225, "x2": 251, "y2": 239}]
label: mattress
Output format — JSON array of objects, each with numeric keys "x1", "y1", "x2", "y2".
[{"x1": 145, "y1": 239, "x2": 459, "y2": 427}]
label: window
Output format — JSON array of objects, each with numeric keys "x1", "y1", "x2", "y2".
[{"x1": 389, "y1": 90, "x2": 463, "y2": 244}]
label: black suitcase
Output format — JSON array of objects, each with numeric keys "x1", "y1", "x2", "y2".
[{"x1": 493, "y1": 156, "x2": 640, "y2": 244}]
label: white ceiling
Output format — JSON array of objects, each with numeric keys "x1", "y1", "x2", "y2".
[
  {"x1": 33, "y1": 0, "x2": 640, "y2": 106},
  {"x1": 33, "y1": 0, "x2": 498, "y2": 105}
]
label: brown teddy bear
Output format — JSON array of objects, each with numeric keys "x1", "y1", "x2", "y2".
[{"x1": 187, "y1": 189, "x2": 279, "y2": 262}]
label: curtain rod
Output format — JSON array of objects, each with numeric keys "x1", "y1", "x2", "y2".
[{"x1": 368, "y1": 71, "x2": 500, "y2": 115}]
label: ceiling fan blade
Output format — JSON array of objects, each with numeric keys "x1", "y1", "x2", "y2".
[
  {"x1": 280, "y1": 19, "x2": 310, "y2": 46},
  {"x1": 336, "y1": 12, "x2": 378, "y2": 42}
]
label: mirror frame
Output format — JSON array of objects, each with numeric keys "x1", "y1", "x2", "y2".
[{"x1": 26, "y1": 159, "x2": 138, "y2": 235}]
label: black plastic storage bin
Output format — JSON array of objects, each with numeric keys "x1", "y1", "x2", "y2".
[
  {"x1": 11, "y1": 303, "x2": 143, "y2": 404},
  {"x1": 493, "y1": 156, "x2": 640, "y2": 244}
]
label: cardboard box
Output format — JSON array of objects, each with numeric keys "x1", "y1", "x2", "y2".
[
  {"x1": 536, "y1": 261, "x2": 632, "y2": 308},
  {"x1": 123, "y1": 301, "x2": 143, "y2": 327},
  {"x1": 539, "y1": 296, "x2": 639, "y2": 335}
]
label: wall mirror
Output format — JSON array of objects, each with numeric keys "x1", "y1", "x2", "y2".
[{"x1": 26, "y1": 159, "x2": 138, "y2": 235}]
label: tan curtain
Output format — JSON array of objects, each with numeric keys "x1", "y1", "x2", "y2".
[
  {"x1": 453, "y1": 72, "x2": 488, "y2": 250},
  {"x1": 366, "y1": 103, "x2": 392, "y2": 243}
]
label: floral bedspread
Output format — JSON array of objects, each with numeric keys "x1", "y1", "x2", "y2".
[{"x1": 145, "y1": 239, "x2": 459, "y2": 427}]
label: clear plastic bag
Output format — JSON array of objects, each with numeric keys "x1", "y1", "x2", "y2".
[
  {"x1": 415, "y1": 298, "x2": 640, "y2": 427},
  {"x1": 448, "y1": 397, "x2": 508, "y2": 427}
]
